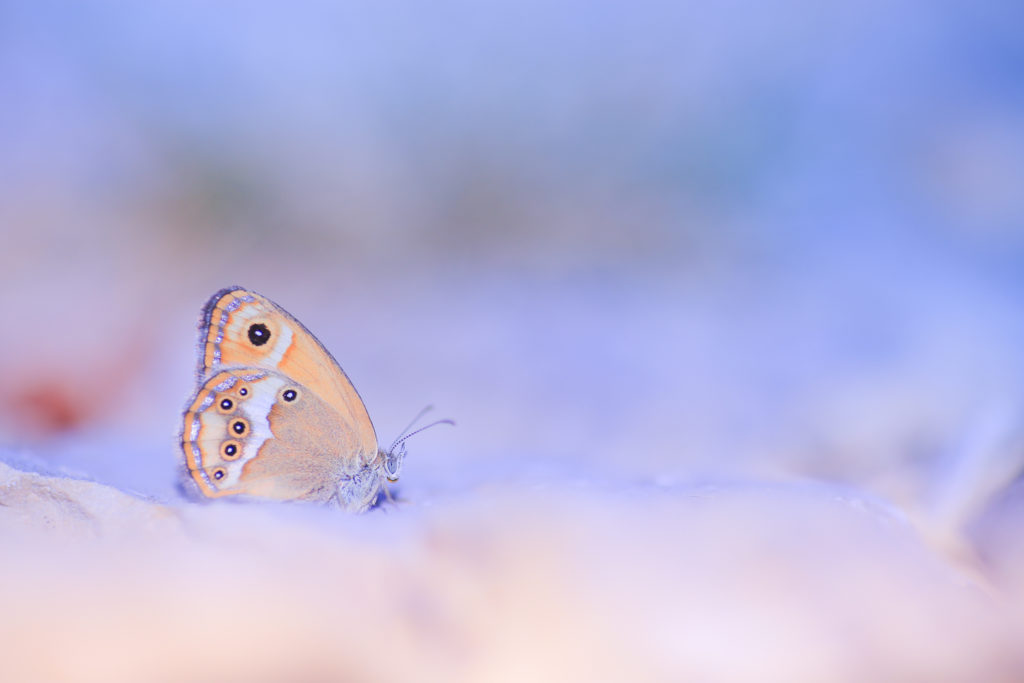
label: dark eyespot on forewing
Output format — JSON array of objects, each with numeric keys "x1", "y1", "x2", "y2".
[{"x1": 248, "y1": 323, "x2": 271, "y2": 347}]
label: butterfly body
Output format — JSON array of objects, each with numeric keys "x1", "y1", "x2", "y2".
[{"x1": 181, "y1": 287, "x2": 394, "y2": 512}]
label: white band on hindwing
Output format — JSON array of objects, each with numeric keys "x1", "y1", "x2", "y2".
[{"x1": 219, "y1": 373, "x2": 285, "y2": 488}]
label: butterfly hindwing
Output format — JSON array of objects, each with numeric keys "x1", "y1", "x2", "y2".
[{"x1": 182, "y1": 367, "x2": 374, "y2": 503}]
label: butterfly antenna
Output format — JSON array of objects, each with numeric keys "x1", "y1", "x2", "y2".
[
  {"x1": 388, "y1": 419, "x2": 455, "y2": 454},
  {"x1": 395, "y1": 404, "x2": 436, "y2": 442}
]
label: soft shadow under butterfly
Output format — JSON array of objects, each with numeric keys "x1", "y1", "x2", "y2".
[{"x1": 180, "y1": 287, "x2": 449, "y2": 512}]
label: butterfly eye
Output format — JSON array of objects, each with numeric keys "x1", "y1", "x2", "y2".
[
  {"x1": 247, "y1": 323, "x2": 271, "y2": 347},
  {"x1": 221, "y1": 440, "x2": 241, "y2": 460},
  {"x1": 230, "y1": 418, "x2": 249, "y2": 436},
  {"x1": 279, "y1": 387, "x2": 300, "y2": 403},
  {"x1": 212, "y1": 468, "x2": 226, "y2": 481}
]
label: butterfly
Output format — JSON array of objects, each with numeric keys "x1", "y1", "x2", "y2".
[{"x1": 180, "y1": 287, "x2": 429, "y2": 512}]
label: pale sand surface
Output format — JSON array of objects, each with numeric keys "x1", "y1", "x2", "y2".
[{"x1": 2, "y1": 455, "x2": 1023, "y2": 682}]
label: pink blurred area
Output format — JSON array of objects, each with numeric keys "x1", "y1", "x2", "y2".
[{"x1": 2, "y1": 1, "x2": 1024, "y2": 680}]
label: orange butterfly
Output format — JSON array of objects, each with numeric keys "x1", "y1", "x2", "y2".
[{"x1": 180, "y1": 287, "x2": 415, "y2": 512}]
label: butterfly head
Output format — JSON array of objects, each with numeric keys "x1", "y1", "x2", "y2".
[
  {"x1": 372, "y1": 407, "x2": 454, "y2": 484},
  {"x1": 379, "y1": 442, "x2": 406, "y2": 482}
]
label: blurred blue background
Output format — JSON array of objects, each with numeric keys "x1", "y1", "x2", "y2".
[{"x1": 1, "y1": 1, "x2": 1023, "y2": 503}]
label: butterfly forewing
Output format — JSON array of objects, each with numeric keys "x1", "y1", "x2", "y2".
[{"x1": 197, "y1": 287, "x2": 378, "y2": 458}]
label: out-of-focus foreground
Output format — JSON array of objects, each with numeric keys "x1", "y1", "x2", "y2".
[{"x1": 2, "y1": 2, "x2": 1024, "y2": 681}]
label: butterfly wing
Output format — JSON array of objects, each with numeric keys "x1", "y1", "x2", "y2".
[
  {"x1": 181, "y1": 367, "x2": 384, "y2": 511},
  {"x1": 196, "y1": 287, "x2": 378, "y2": 461}
]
